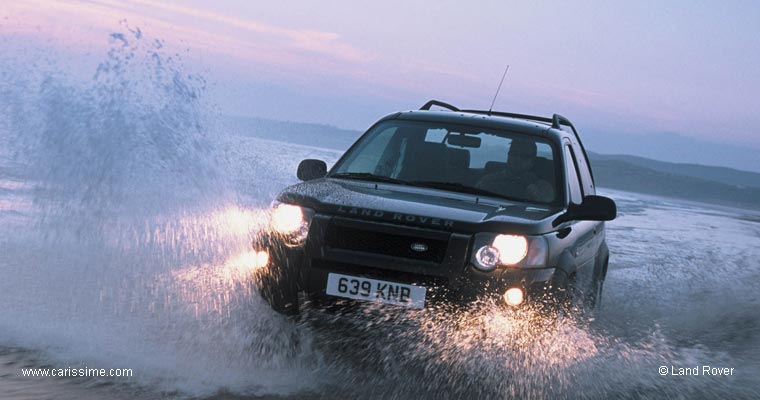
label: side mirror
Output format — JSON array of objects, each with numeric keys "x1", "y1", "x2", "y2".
[
  {"x1": 297, "y1": 159, "x2": 327, "y2": 181},
  {"x1": 552, "y1": 195, "x2": 617, "y2": 227}
]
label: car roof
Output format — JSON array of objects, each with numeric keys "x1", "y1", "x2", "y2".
[{"x1": 386, "y1": 109, "x2": 571, "y2": 143}]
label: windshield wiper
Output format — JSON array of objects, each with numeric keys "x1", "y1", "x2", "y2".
[
  {"x1": 330, "y1": 172, "x2": 407, "y2": 185},
  {"x1": 408, "y1": 180, "x2": 522, "y2": 202}
]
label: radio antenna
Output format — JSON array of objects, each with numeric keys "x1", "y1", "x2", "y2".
[{"x1": 488, "y1": 65, "x2": 510, "y2": 115}]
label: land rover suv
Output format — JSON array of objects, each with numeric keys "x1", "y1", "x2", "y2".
[{"x1": 254, "y1": 100, "x2": 616, "y2": 316}]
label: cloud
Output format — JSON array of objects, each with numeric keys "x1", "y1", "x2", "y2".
[
  {"x1": 2, "y1": 0, "x2": 373, "y2": 66},
  {"x1": 98, "y1": 0, "x2": 373, "y2": 64},
  {"x1": 0, "y1": 1, "x2": 546, "y2": 116}
]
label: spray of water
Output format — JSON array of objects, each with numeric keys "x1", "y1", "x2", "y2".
[{"x1": 0, "y1": 26, "x2": 325, "y2": 397}]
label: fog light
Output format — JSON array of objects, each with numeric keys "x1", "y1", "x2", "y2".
[
  {"x1": 255, "y1": 251, "x2": 269, "y2": 269},
  {"x1": 503, "y1": 287, "x2": 524, "y2": 306},
  {"x1": 474, "y1": 245, "x2": 500, "y2": 271}
]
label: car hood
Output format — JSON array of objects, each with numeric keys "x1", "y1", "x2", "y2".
[{"x1": 277, "y1": 178, "x2": 564, "y2": 235}]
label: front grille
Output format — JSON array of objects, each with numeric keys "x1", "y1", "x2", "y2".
[{"x1": 324, "y1": 224, "x2": 448, "y2": 263}]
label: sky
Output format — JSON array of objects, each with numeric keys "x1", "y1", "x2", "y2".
[{"x1": 2, "y1": 0, "x2": 760, "y2": 170}]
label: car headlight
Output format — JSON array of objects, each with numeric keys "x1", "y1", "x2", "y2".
[
  {"x1": 492, "y1": 234, "x2": 528, "y2": 265},
  {"x1": 270, "y1": 202, "x2": 313, "y2": 246},
  {"x1": 474, "y1": 245, "x2": 501, "y2": 271},
  {"x1": 472, "y1": 233, "x2": 548, "y2": 271}
]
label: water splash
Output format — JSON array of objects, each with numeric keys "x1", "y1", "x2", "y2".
[{"x1": 0, "y1": 26, "x2": 324, "y2": 397}]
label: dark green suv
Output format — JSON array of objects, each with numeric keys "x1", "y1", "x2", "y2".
[{"x1": 254, "y1": 100, "x2": 616, "y2": 316}]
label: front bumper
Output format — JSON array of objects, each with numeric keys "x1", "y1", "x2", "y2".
[{"x1": 254, "y1": 215, "x2": 566, "y2": 310}]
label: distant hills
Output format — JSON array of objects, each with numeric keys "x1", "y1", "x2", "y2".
[
  {"x1": 581, "y1": 129, "x2": 760, "y2": 175},
  {"x1": 588, "y1": 152, "x2": 760, "y2": 189},
  {"x1": 222, "y1": 115, "x2": 760, "y2": 210},
  {"x1": 588, "y1": 157, "x2": 760, "y2": 210},
  {"x1": 221, "y1": 116, "x2": 361, "y2": 151}
]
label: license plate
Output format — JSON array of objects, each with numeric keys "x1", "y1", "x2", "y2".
[{"x1": 325, "y1": 273, "x2": 426, "y2": 309}]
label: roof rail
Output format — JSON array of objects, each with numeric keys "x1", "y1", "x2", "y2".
[
  {"x1": 421, "y1": 99, "x2": 552, "y2": 125},
  {"x1": 420, "y1": 100, "x2": 459, "y2": 111},
  {"x1": 461, "y1": 109, "x2": 553, "y2": 125},
  {"x1": 552, "y1": 114, "x2": 570, "y2": 130}
]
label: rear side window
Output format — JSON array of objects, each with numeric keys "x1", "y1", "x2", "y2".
[
  {"x1": 564, "y1": 145, "x2": 583, "y2": 205},
  {"x1": 424, "y1": 128, "x2": 447, "y2": 143},
  {"x1": 571, "y1": 142, "x2": 594, "y2": 195},
  {"x1": 561, "y1": 123, "x2": 595, "y2": 195},
  {"x1": 466, "y1": 133, "x2": 506, "y2": 168}
]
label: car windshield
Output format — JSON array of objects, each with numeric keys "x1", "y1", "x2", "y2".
[{"x1": 330, "y1": 120, "x2": 562, "y2": 205}]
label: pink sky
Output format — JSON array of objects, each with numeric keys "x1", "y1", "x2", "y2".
[{"x1": 3, "y1": 0, "x2": 760, "y2": 152}]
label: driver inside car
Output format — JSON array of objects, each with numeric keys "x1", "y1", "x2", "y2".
[{"x1": 476, "y1": 138, "x2": 555, "y2": 203}]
